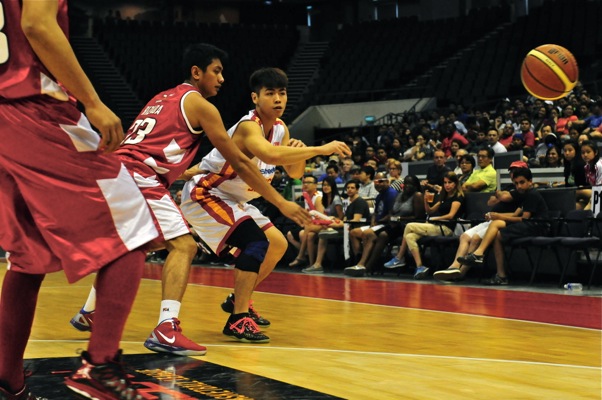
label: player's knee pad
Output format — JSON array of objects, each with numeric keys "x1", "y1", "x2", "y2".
[
  {"x1": 235, "y1": 240, "x2": 268, "y2": 273},
  {"x1": 228, "y1": 219, "x2": 268, "y2": 273}
]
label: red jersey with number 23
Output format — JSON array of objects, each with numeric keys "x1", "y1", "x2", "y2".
[{"x1": 116, "y1": 83, "x2": 205, "y2": 188}]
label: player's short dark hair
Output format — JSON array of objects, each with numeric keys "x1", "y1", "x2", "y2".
[
  {"x1": 182, "y1": 43, "x2": 228, "y2": 79},
  {"x1": 249, "y1": 67, "x2": 288, "y2": 93}
]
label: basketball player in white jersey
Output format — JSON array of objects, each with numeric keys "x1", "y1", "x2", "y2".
[
  {"x1": 180, "y1": 67, "x2": 350, "y2": 342},
  {"x1": 69, "y1": 46, "x2": 312, "y2": 356}
]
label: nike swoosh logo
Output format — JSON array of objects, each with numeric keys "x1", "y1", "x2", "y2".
[{"x1": 156, "y1": 330, "x2": 176, "y2": 344}]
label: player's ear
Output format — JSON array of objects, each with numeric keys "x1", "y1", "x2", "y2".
[
  {"x1": 190, "y1": 65, "x2": 202, "y2": 81},
  {"x1": 251, "y1": 92, "x2": 258, "y2": 105}
]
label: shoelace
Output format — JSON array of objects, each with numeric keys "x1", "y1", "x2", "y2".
[
  {"x1": 241, "y1": 317, "x2": 261, "y2": 333},
  {"x1": 248, "y1": 302, "x2": 262, "y2": 319},
  {"x1": 169, "y1": 318, "x2": 183, "y2": 333}
]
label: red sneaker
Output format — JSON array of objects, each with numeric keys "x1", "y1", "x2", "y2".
[
  {"x1": 0, "y1": 384, "x2": 43, "y2": 400},
  {"x1": 143, "y1": 318, "x2": 207, "y2": 356}
]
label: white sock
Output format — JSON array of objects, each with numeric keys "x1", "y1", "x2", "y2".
[
  {"x1": 82, "y1": 287, "x2": 97, "y2": 312},
  {"x1": 158, "y1": 300, "x2": 181, "y2": 325}
]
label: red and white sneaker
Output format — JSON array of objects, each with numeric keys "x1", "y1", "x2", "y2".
[
  {"x1": 0, "y1": 384, "x2": 44, "y2": 400},
  {"x1": 65, "y1": 350, "x2": 142, "y2": 400},
  {"x1": 143, "y1": 318, "x2": 207, "y2": 356},
  {"x1": 70, "y1": 309, "x2": 94, "y2": 332}
]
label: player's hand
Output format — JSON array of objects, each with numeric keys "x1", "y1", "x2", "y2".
[
  {"x1": 86, "y1": 102, "x2": 124, "y2": 153},
  {"x1": 280, "y1": 201, "x2": 311, "y2": 226},
  {"x1": 287, "y1": 138, "x2": 307, "y2": 148},
  {"x1": 320, "y1": 140, "x2": 352, "y2": 157}
]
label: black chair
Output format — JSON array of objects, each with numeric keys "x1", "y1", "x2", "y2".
[
  {"x1": 527, "y1": 210, "x2": 593, "y2": 285},
  {"x1": 558, "y1": 212, "x2": 602, "y2": 289}
]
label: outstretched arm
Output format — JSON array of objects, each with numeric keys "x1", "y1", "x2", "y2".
[{"x1": 235, "y1": 122, "x2": 351, "y2": 179}]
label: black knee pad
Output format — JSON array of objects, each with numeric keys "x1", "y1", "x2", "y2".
[{"x1": 227, "y1": 219, "x2": 268, "y2": 273}]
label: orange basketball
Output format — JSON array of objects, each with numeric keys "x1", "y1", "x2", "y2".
[{"x1": 520, "y1": 44, "x2": 579, "y2": 101}]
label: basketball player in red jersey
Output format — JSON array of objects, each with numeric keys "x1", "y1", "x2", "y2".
[
  {"x1": 69, "y1": 45, "x2": 312, "y2": 355},
  {"x1": 0, "y1": 1, "x2": 160, "y2": 399}
]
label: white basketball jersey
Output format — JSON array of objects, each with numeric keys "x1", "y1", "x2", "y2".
[{"x1": 197, "y1": 110, "x2": 286, "y2": 203}]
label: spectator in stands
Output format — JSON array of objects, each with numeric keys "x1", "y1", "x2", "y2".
[
  {"x1": 434, "y1": 169, "x2": 527, "y2": 282},
  {"x1": 556, "y1": 105, "x2": 578, "y2": 136},
  {"x1": 287, "y1": 174, "x2": 324, "y2": 267},
  {"x1": 440, "y1": 123, "x2": 469, "y2": 158},
  {"x1": 375, "y1": 146, "x2": 389, "y2": 170},
  {"x1": 542, "y1": 107, "x2": 559, "y2": 133},
  {"x1": 318, "y1": 163, "x2": 344, "y2": 184},
  {"x1": 386, "y1": 158, "x2": 404, "y2": 191},
  {"x1": 351, "y1": 146, "x2": 365, "y2": 167},
  {"x1": 532, "y1": 125, "x2": 558, "y2": 166},
  {"x1": 498, "y1": 124, "x2": 515, "y2": 149},
  {"x1": 561, "y1": 140, "x2": 589, "y2": 209},
  {"x1": 462, "y1": 147, "x2": 497, "y2": 193},
  {"x1": 405, "y1": 134, "x2": 434, "y2": 161},
  {"x1": 582, "y1": 140, "x2": 602, "y2": 187},
  {"x1": 358, "y1": 165, "x2": 378, "y2": 199},
  {"x1": 457, "y1": 154, "x2": 476, "y2": 187},
  {"x1": 345, "y1": 172, "x2": 398, "y2": 277},
  {"x1": 385, "y1": 171, "x2": 465, "y2": 279},
  {"x1": 302, "y1": 179, "x2": 370, "y2": 273},
  {"x1": 508, "y1": 132, "x2": 526, "y2": 152},
  {"x1": 458, "y1": 168, "x2": 549, "y2": 285},
  {"x1": 453, "y1": 148, "x2": 469, "y2": 175},
  {"x1": 469, "y1": 129, "x2": 488, "y2": 153},
  {"x1": 531, "y1": 106, "x2": 548, "y2": 136},
  {"x1": 570, "y1": 100, "x2": 602, "y2": 137},
  {"x1": 364, "y1": 158, "x2": 380, "y2": 172},
  {"x1": 541, "y1": 145, "x2": 563, "y2": 168},
  {"x1": 340, "y1": 157, "x2": 355, "y2": 182},
  {"x1": 421, "y1": 150, "x2": 451, "y2": 195},
  {"x1": 578, "y1": 132, "x2": 592, "y2": 146},
  {"x1": 364, "y1": 145, "x2": 377, "y2": 164},
  {"x1": 296, "y1": 176, "x2": 344, "y2": 272},
  {"x1": 389, "y1": 137, "x2": 404, "y2": 160},
  {"x1": 487, "y1": 128, "x2": 508, "y2": 154},
  {"x1": 517, "y1": 117, "x2": 536, "y2": 151}
]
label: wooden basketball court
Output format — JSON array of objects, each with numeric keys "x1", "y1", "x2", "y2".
[{"x1": 5, "y1": 262, "x2": 601, "y2": 399}]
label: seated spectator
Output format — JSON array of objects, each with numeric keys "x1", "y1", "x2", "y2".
[
  {"x1": 340, "y1": 157, "x2": 355, "y2": 182},
  {"x1": 318, "y1": 163, "x2": 344, "y2": 184},
  {"x1": 386, "y1": 158, "x2": 404, "y2": 191},
  {"x1": 556, "y1": 105, "x2": 578, "y2": 136},
  {"x1": 388, "y1": 137, "x2": 404, "y2": 160},
  {"x1": 581, "y1": 140, "x2": 602, "y2": 209},
  {"x1": 487, "y1": 128, "x2": 507, "y2": 154},
  {"x1": 541, "y1": 145, "x2": 563, "y2": 168},
  {"x1": 434, "y1": 171, "x2": 528, "y2": 282},
  {"x1": 462, "y1": 147, "x2": 497, "y2": 193},
  {"x1": 405, "y1": 134, "x2": 434, "y2": 161},
  {"x1": 457, "y1": 154, "x2": 476, "y2": 187},
  {"x1": 421, "y1": 150, "x2": 451, "y2": 195},
  {"x1": 453, "y1": 148, "x2": 469, "y2": 175},
  {"x1": 561, "y1": 140, "x2": 589, "y2": 209},
  {"x1": 374, "y1": 146, "x2": 389, "y2": 170},
  {"x1": 287, "y1": 175, "x2": 324, "y2": 267},
  {"x1": 302, "y1": 179, "x2": 370, "y2": 273},
  {"x1": 372, "y1": 176, "x2": 425, "y2": 270},
  {"x1": 385, "y1": 171, "x2": 465, "y2": 279},
  {"x1": 498, "y1": 124, "x2": 515, "y2": 149},
  {"x1": 344, "y1": 172, "x2": 398, "y2": 277},
  {"x1": 358, "y1": 165, "x2": 378, "y2": 199},
  {"x1": 457, "y1": 168, "x2": 549, "y2": 285},
  {"x1": 293, "y1": 176, "x2": 344, "y2": 270}
]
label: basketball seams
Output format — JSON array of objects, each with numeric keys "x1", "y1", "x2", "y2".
[
  {"x1": 523, "y1": 57, "x2": 564, "y2": 95},
  {"x1": 527, "y1": 49, "x2": 574, "y2": 90}
]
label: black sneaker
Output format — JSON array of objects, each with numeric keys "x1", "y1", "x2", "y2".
[
  {"x1": 221, "y1": 293, "x2": 270, "y2": 328},
  {"x1": 223, "y1": 315, "x2": 270, "y2": 343},
  {"x1": 248, "y1": 301, "x2": 270, "y2": 328},
  {"x1": 433, "y1": 268, "x2": 463, "y2": 282},
  {"x1": 484, "y1": 274, "x2": 509, "y2": 286},
  {"x1": 0, "y1": 384, "x2": 45, "y2": 400},
  {"x1": 65, "y1": 350, "x2": 143, "y2": 400},
  {"x1": 220, "y1": 293, "x2": 235, "y2": 313},
  {"x1": 457, "y1": 253, "x2": 484, "y2": 266}
]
